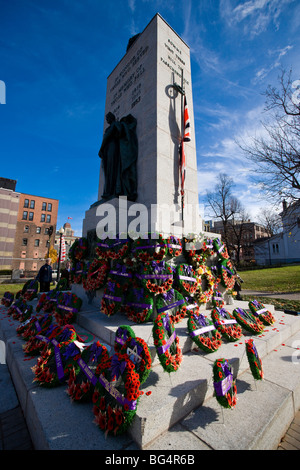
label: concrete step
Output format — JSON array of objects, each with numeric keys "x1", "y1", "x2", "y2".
[{"x1": 1, "y1": 297, "x2": 300, "y2": 450}]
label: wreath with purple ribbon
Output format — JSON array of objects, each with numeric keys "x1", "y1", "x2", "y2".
[
  {"x1": 95, "y1": 235, "x2": 131, "y2": 261},
  {"x1": 101, "y1": 270, "x2": 128, "y2": 317},
  {"x1": 120, "y1": 336, "x2": 152, "y2": 385},
  {"x1": 211, "y1": 307, "x2": 242, "y2": 342},
  {"x1": 166, "y1": 235, "x2": 182, "y2": 257},
  {"x1": 131, "y1": 233, "x2": 168, "y2": 262},
  {"x1": 20, "y1": 313, "x2": 53, "y2": 341},
  {"x1": 213, "y1": 358, "x2": 237, "y2": 408},
  {"x1": 211, "y1": 289, "x2": 225, "y2": 308},
  {"x1": 114, "y1": 325, "x2": 136, "y2": 354},
  {"x1": 245, "y1": 339, "x2": 264, "y2": 380},
  {"x1": 1, "y1": 291, "x2": 14, "y2": 307},
  {"x1": 152, "y1": 310, "x2": 182, "y2": 373},
  {"x1": 32, "y1": 328, "x2": 80, "y2": 388},
  {"x1": 23, "y1": 323, "x2": 62, "y2": 357},
  {"x1": 69, "y1": 237, "x2": 88, "y2": 261},
  {"x1": 219, "y1": 259, "x2": 236, "y2": 290},
  {"x1": 248, "y1": 300, "x2": 275, "y2": 326},
  {"x1": 155, "y1": 288, "x2": 187, "y2": 324},
  {"x1": 66, "y1": 341, "x2": 110, "y2": 403},
  {"x1": 174, "y1": 264, "x2": 198, "y2": 296},
  {"x1": 70, "y1": 261, "x2": 86, "y2": 284},
  {"x1": 54, "y1": 292, "x2": 82, "y2": 326},
  {"x1": 83, "y1": 259, "x2": 110, "y2": 292},
  {"x1": 213, "y1": 238, "x2": 230, "y2": 260},
  {"x1": 232, "y1": 307, "x2": 264, "y2": 335},
  {"x1": 136, "y1": 260, "x2": 173, "y2": 295},
  {"x1": 188, "y1": 312, "x2": 222, "y2": 353},
  {"x1": 123, "y1": 285, "x2": 154, "y2": 324},
  {"x1": 92, "y1": 352, "x2": 142, "y2": 436},
  {"x1": 184, "y1": 237, "x2": 215, "y2": 266}
]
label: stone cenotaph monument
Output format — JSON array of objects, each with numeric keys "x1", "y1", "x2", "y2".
[{"x1": 83, "y1": 13, "x2": 202, "y2": 240}]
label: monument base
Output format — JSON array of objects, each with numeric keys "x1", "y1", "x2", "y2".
[{"x1": 82, "y1": 196, "x2": 204, "y2": 239}]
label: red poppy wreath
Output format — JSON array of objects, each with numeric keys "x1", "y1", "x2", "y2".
[{"x1": 152, "y1": 311, "x2": 182, "y2": 373}]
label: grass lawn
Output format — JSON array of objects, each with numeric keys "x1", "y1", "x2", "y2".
[
  {"x1": 0, "y1": 283, "x2": 25, "y2": 296},
  {"x1": 238, "y1": 265, "x2": 300, "y2": 293}
]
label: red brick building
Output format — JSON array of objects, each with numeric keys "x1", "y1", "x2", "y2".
[{"x1": 12, "y1": 192, "x2": 58, "y2": 276}]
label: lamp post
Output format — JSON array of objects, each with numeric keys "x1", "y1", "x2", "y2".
[
  {"x1": 47, "y1": 225, "x2": 53, "y2": 258},
  {"x1": 57, "y1": 227, "x2": 64, "y2": 283}
]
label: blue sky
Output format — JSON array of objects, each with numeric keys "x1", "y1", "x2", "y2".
[{"x1": 0, "y1": 0, "x2": 299, "y2": 235}]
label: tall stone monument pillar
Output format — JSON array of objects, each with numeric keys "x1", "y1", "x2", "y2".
[{"x1": 83, "y1": 13, "x2": 202, "y2": 239}]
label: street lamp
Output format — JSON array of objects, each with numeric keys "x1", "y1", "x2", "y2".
[{"x1": 57, "y1": 227, "x2": 64, "y2": 283}]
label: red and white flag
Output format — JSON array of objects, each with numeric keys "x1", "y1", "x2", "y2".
[
  {"x1": 59, "y1": 235, "x2": 66, "y2": 262},
  {"x1": 179, "y1": 96, "x2": 191, "y2": 208}
]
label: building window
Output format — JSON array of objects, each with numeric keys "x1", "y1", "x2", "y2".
[
  {"x1": 46, "y1": 214, "x2": 51, "y2": 223},
  {"x1": 22, "y1": 211, "x2": 28, "y2": 220},
  {"x1": 22, "y1": 238, "x2": 28, "y2": 246},
  {"x1": 24, "y1": 199, "x2": 29, "y2": 208},
  {"x1": 30, "y1": 200, "x2": 35, "y2": 209},
  {"x1": 34, "y1": 239, "x2": 40, "y2": 247},
  {"x1": 24, "y1": 225, "x2": 29, "y2": 233},
  {"x1": 29, "y1": 212, "x2": 34, "y2": 221},
  {"x1": 41, "y1": 214, "x2": 46, "y2": 222},
  {"x1": 48, "y1": 203, "x2": 52, "y2": 211},
  {"x1": 272, "y1": 243, "x2": 279, "y2": 254},
  {"x1": 42, "y1": 202, "x2": 47, "y2": 211},
  {"x1": 36, "y1": 226, "x2": 41, "y2": 234}
]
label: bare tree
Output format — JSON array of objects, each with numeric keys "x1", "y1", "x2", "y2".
[
  {"x1": 206, "y1": 173, "x2": 245, "y2": 257},
  {"x1": 257, "y1": 207, "x2": 282, "y2": 236},
  {"x1": 239, "y1": 69, "x2": 300, "y2": 205}
]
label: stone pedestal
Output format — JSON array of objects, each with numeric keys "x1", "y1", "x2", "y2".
[{"x1": 83, "y1": 13, "x2": 202, "y2": 239}]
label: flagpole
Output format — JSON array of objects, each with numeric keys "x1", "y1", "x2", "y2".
[{"x1": 180, "y1": 68, "x2": 184, "y2": 223}]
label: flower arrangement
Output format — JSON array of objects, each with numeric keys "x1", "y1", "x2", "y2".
[
  {"x1": 36, "y1": 290, "x2": 61, "y2": 314},
  {"x1": 245, "y1": 339, "x2": 264, "y2": 380},
  {"x1": 54, "y1": 278, "x2": 69, "y2": 292},
  {"x1": 21, "y1": 279, "x2": 39, "y2": 301},
  {"x1": 54, "y1": 292, "x2": 82, "y2": 326},
  {"x1": 155, "y1": 288, "x2": 187, "y2": 324},
  {"x1": 213, "y1": 358, "x2": 237, "y2": 409},
  {"x1": 95, "y1": 235, "x2": 131, "y2": 261},
  {"x1": 174, "y1": 264, "x2": 197, "y2": 296},
  {"x1": 232, "y1": 307, "x2": 264, "y2": 335},
  {"x1": 21, "y1": 313, "x2": 53, "y2": 341},
  {"x1": 32, "y1": 329, "x2": 80, "y2": 388},
  {"x1": 120, "y1": 336, "x2": 152, "y2": 385},
  {"x1": 101, "y1": 274, "x2": 125, "y2": 317},
  {"x1": 70, "y1": 261, "x2": 86, "y2": 284},
  {"x1": 195, "y1": 264, "x2": 215, "y2": 304},
  {"x1": 16, "y1": 315, "x2": 38, "y2": 338},
  {"x1": 66, "y1": 341, "x2": 110, "y2": 403},
  {"x1": 7, "y1": 298, "x2": 25, "y2": 316},
  {"x1": 166, "y1": 235, "x2": 182, "y2": 257},
  {"x1": 83, "y1": 259, "x2": 110, "y2": 292},
  {"x1": 123, "y1": 285, "x2": 154, "y2": 323},
  {"x1": 152, "y1": 311, "x2": 182, "y2": 373},
  {"x1": 131, "y1": 233, "x2": 167, "y2": 262},
  {"x1": 136, "y1": 260, "x2": 173, "y2": 295},
  {"x1": 184, "y1": 296, "x2": 200, "y2": 316},
  {"x1": 248, "y1": 300, "x2": 275, "y2": 326},
  {"x1": 68, "y1": 237, "x2": 88, "y2": 261},
  {"x1": 184, "y1": 236, "x2": 215, "y2": 266},
  {"x1": 211, "y1": 307, "x2": 242, "y2": 342},
  {"x1": 114, "y1": 325, "x2": 136, "y2": 353},
  {"x1": 1, "y1": 291, "x2": 14, "y2": 307},
  {"x1": 211, "y1": 290, "x2": 225, "y2": 308},
  {"x1": 213, "y1": 238, "x2": 230, "y2": 260},
  {"x1": 219, "y1": 259, "x2": 236, "y2": 290},
  {"x1": 188, "y1": 312, "x2": 222, "y2": 353},
  {"x1": 11, "y1": 301, "x2": 33, "y2": 322},
  {"x1": 92, "y1": 352, "x2": 142, "y2": 436},
  {"x1": 23, "y1": 323, "x2": 62, "y2": 357}
]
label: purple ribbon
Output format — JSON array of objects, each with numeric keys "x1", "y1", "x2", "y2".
[
  {"x1": 98, "y1": 373, "x2": 137, "y2": 410},
  {"x1": 157, "y1": 331, "x2": 176, "y2": 354},
  {"x1": 110, "y1": 354, "x2": 127, "y2": 380},
  {"x1": 214, "y1": 361, "x2": 233, "y2": 397},
  {"x1": 77, "y1": 357, "x2": 98, "y2": 386},
  {"x1": 157, "y1": 298, "x2": 185, "y2": 313}
]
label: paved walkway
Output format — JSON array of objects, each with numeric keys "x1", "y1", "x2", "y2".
[{"x1": 241, "y1": 290, "x2": 300, "y2": 301}]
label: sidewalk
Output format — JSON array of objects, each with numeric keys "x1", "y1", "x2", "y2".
[{"x1": 241, "y1": 289, "x2": 300, "y2": 302}]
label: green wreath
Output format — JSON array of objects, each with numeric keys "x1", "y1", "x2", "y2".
[
  {"x1": 1, "y1": 291, "x2": 14, "y2": 307},
  {"x1": 213, "y1": 238, "x2": 230, "y2": 260},
  {"x1": 21, "y1": 313, "x2": 53, "y2": 341},
  {"x1": 92, "y1": 352, "x2": 142, "y2": 436},
  {"x1": 131, "y1": 233, "x2": 168, "y2": 262},
  {"x1": 23, "y1": 323, "x2": 62, "y2": 357},
  {"x1": 174, "y1": 264, "x2": 197, "y2": 296},
  {"x1": 166, "y1": 235, "x2": 182, "y2": 257},
  {"x1": 232, "y1": 307, "x2": 264, "y2": 335},
  {"x1": 114, "y1": 325, "x2": 136, "y2": 354},
  {"x1": 70, "y1": 261, "x2": 86, "y2": 284},
  {"x1": 123, "y1": 285, "x2": 154, "y2": 324},
  {"x1": 66, "y1": 341, "x2": 110, "y2": 403},
  {"x1": 213, "y1": 358, "x2": 237, "y2": 409},
  {"x1": 184, "y1": 237, "x2": 215, "y2": 266},
  {"x1": 248, "y1": 300, "x2": 275, "y2": 326},
  {"x1": 219, "y1": 259, "x2": 236, "y2": 290},
  {"x1": 54, "y1": 292, "x2": 82, "y2": 326},
  {"x1": 188, "y1": 312, "x2": 222, "y2": 353},
  {"x1": 195, "y1": 264, "x2": 216, "y2": 304},
  {"x1": 155, "y1": 288, "x2": 187, "y2": 324},
  {"x1": 68, "y1": 237, "x2": 88, "y2": 261},
  {"x1": 120, "y1": 335, "x2": 152, "y2": 385},
  {"x1": 152, "y1": 311, "x2": 182, "y2": 373},
  {"x1": 95, "y1": 236, "x2": 131, "y2": 261},
  {"x1": 211, "y1": 307, "x2": 242, "y2": 342},
  {"x1": 211, "y1": 289, "x2": 225, "y2": 308},
  {"x1": 83, "y1": 259, "x2": 109, "y2": 292},
  {"x1": 245, "y1": 339, "x2": 264, "y2": 380},
  {"x1": 101, "y1": 273, "x2": 125, "y2": 317},
  {"x1": 136, "y1": 260, "x2": 173, "y2": 295}
]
